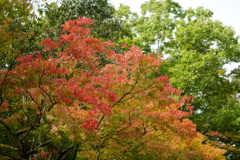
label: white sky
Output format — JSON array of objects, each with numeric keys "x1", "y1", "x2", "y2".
[{"x1": 110, "y1": 0, "x2": 240, "y2": 71}]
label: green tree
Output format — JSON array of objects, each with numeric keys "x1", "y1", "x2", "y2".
[
  {"x1": 113, "y1": 4, "x2": 138, "y2": 50},
  {"x1": 38, "y1": 0, "x2": 125, "y2": 42},
  {"x1": 135, "y1": 0, "x2": 184, "y2": 53},
  {"x1": 161, "y1": 6, "x2": 240, "y2": 159},
  {"x1": 0, "y1": 0, "x2": 37, "y2": 69},
  {"x1": 206, "y1": 67, "x2": 240, "y2": 159},
  {"x1": 132, "y1": 0, "x2": 240, "y2": 158},
  {"x1": 0, "y1": 0, "x2": 32, "y2": 22}
]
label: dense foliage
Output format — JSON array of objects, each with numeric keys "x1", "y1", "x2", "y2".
[
  {"x1": 0, "y1": 17, "x2": 227, "y2": 160},
  {"x1": 133, "y1": 1, "x2": 240, "y2": 158},
  {"x1": 0, "y1": 0, "x2": 239, "y2": 159}
]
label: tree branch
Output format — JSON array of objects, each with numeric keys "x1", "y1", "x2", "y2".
[
  {"x1": 56, "y1": 144, "x2": 78, "y2": 160},
  {"x1": 27, "y1": 141, "x2": 51, "y2": 155},
  {"x1": 0, "y1": 119, "x2": 15, "y2": 138},
  {"x1": 14, "y1": 128, "x2": 29, "y2": 137},
  {"x1": 0, "y1": 151, "x2": 26, "y2": 160}
]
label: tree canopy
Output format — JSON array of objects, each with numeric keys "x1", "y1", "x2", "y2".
[
  {"x1": 0, "y1": 17, "x2": 226, "y2": 160},
  {"x1": 0, "y1": 0, "x2": 239, "y2": 159},
  {"x1": 133, "y1": 1, "x2": 240, "y2": 158}
]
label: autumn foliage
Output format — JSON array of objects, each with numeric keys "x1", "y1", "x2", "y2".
[{"x1": 0, "y1": 18, "x2": 226, "y2": 159}]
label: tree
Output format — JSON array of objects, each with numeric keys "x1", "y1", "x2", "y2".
[
  {"x1": 0, "y1": 0, "x2": 32, "y2": 22},
  {"x1": 0, "y1": 0, "x2": 40, "y2": 69},
  {"x1": 0, "y1": 17, "x2": 226, "y2": 159},
  {"x1": 161, "y1": 6, "x2": 240, "y2": 159},
  {"x1": 206, "y1": 67, "x2": 240, "y2": 159},
  {"x1": 134, "y1": 0, "x2": 184, "y2": 53},
  {"x1": 113, "y1": 4, "x2": 139, "y2": 51},
  {"x1": 38, "y1": 0, "x2": 125, "y2": 42},
  {"x1": 130, "y1": 0, "x2": 240, "y2": 158}
]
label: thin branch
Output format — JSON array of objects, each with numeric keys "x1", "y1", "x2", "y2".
[
  {"x1": 0, "y1": 151, "x2": 26, "y2": 160},
  {"x1": 129, "y1": 83, "x2": 156, "y2": 95},
  {"x1": 111, "y1": 79, "x2": 139, "y2": 109},
  {"x1": 96, "y1": 138, "x2": 108, "y2": 160},
  {"x1": 20, "y1": 116, "x2": 41, "y2": 141},
  {"x1": 0, "y1": 119, "x2": 15, "y2": 138},
  {"x1": 15, "y1": 128, "x2": 29, "y2": 137},
  {"x1": 0, "y1": 52, "x2": 20, "y2": 104},
  {"x1": 56, "y1": 144, "x2": 79, "y2": 160},
  {"x1": 116, "y1": 111, "x2": 133, "y2": 134},
  {"x1": 118, "y1": 95, "x2": 135, "y2": 103},
  {"x1": 97, "y1": 80, "x2": 138, "y2": 127},
  {"x1": 22, "y1": 87, "x2": 41, "y2": 111},
  {"x1": 27, "y1": 141, "x2": 51, "y2": 155},
  {"x1": 97, "y1": 114, "x2": 105, "y2": 128},
  {"x1": 35, "y1": 83, "x2": 57, "y2": 111}
]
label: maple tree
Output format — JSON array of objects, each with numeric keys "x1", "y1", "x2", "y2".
[{"x1": 0, "y1": 17, "x2": 226, "y2": 159}]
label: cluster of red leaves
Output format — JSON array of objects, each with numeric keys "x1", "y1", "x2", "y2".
[{"x1": 31, "y1": 150, "x2": 58, "y2": 160}]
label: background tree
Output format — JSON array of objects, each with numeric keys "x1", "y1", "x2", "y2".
[
  {"x1": 0, "y1": 0, "x2": 32, "y2": 22},
  {"x1": 130, "y1": 0, "x2": 240, "y2": 158},
  {"x1": 134, "y1": 0, "x2": 184, "y2": 53},
  {"x1": 206, "y1": 66, "x2": 240, "y2": 159},
  {"x1": 0, "y1": 0, "x2": 40, "y2": 69},
  {"x1": 161, "y1": 6, "x2": 240, "y2": 159},
  {"x1": 38, "y1": 0, "x2": 126, "y2": 42},
  {"x1": 113, "y1": 4, "x2": 139, "y2": 52}
]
